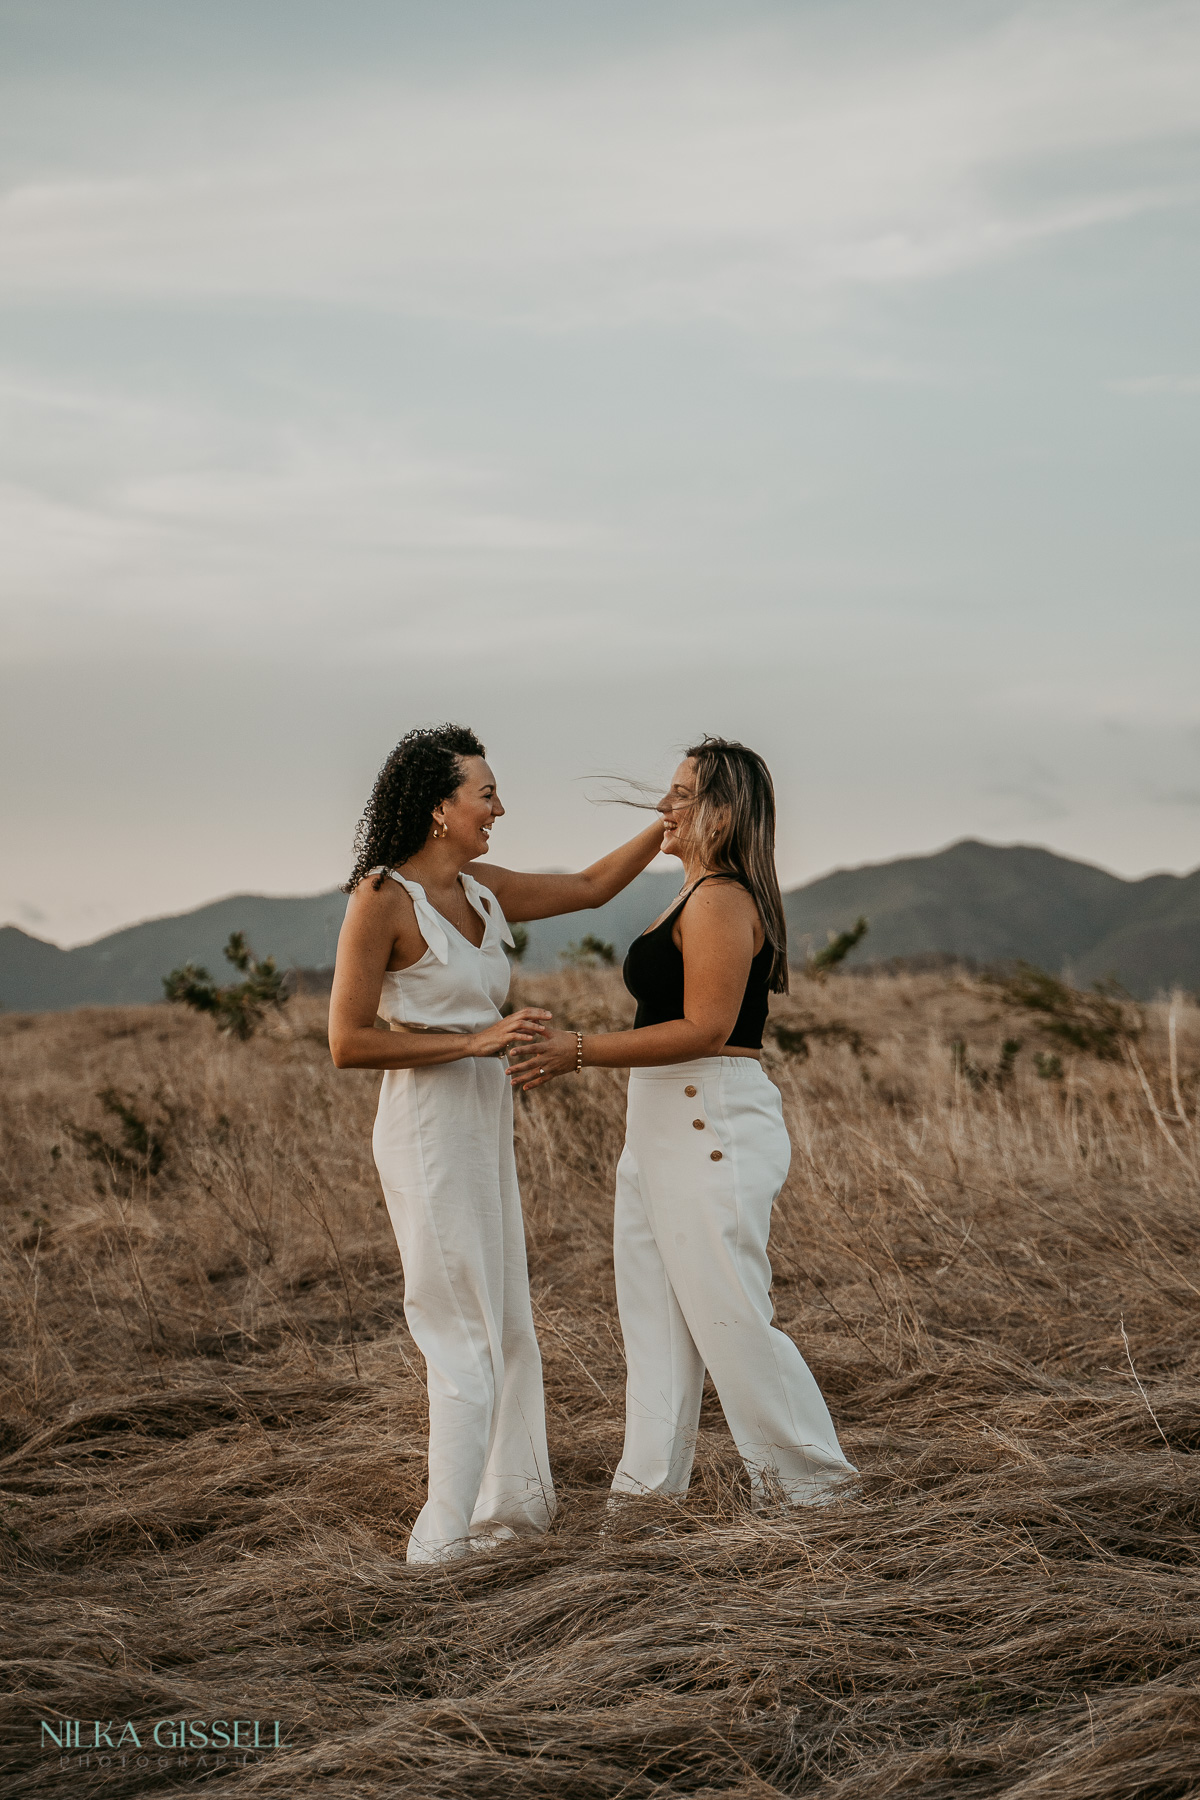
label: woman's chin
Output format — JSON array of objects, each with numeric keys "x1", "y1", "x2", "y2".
[{"x1": 661, "y1": 837, "x2": 684, "y2": 860}]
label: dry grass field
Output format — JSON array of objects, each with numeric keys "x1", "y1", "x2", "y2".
[{"x1": 1, "y1": 969, "x2": 1198, "y2": 1798}]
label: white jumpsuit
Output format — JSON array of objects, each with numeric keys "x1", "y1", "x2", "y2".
[
  {"x1": 371, "y1": 871, "x2": 555, "y2": 1563},
  {"x1": 613, "y1": 1055, "x2": 857, "y2": 1508}
]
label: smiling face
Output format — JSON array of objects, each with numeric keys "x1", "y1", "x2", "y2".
[
  {"x1": 435, "y1": 756, "x2": 504, "y2": 860},
  {"x1": 657, "y1": 758, "x2": 698, "y2": 862}
]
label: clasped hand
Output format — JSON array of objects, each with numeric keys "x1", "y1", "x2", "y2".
[
  {"x1": 507, "y1": 1027, "x2": 578, "y2": 1092},
  {"x1": 469, "y1": 1008, "x2": 552, "y2": 1059}
]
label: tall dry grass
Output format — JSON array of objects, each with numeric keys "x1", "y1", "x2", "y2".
[{"x1": 1, "y1": 970, "x2": 1198, "y2": 1798}]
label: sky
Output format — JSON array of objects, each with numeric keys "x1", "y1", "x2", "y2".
[{"x1": 2, "y1": 0, "x2": 1199, "y2": 946}]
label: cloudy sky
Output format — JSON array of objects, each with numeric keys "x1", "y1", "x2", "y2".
[{"x1": 3, "y1": 0, "x2": 1199, "y2": 945}]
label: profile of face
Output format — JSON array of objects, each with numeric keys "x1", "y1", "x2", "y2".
[
  {"x1": 433, "y1": 756, "x2": 505, "y2": 860},
  {"x1": 658, "y1": 758, "x2": 698, "y2": 862}
]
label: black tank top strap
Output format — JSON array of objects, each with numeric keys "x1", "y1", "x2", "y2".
[{"x1": 656, "y1": 872, "x2": 719, "y2": 927}]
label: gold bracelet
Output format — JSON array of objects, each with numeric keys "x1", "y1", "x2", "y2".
[{"x1": 575, "y1": 1031, "x2": 584, "y2": 1073}]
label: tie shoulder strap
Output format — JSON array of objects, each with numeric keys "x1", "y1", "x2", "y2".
[
  {"x1": 460, "y1": 873, "x2": 516, "y2": 949},
  {"x1": 380, "y1": 871, "x2": 450, "y2": 964}
]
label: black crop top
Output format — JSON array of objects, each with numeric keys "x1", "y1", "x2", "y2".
[{"x1": 622, "y1": 876, "x2": 772, "y2": 1050}]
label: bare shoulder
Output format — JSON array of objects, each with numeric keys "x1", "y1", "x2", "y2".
[
  {"x1": 684, "y1": 879, "x2": 760, "y2": 924},
  {"x1": 463, "y1": 861, "x2": 507, "y2": 902},
  {"x1": 676, "y1": 879, "x2": 761, "y2": 957},
  {"x1": 342, "y1": 872, "x2": 413, "y2": 939},
  {"x1": 337, "y1": 872, "x2": 429, "y2": 977}
]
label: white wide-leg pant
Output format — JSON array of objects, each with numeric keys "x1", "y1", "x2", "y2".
[
  {"x1": 373, "y1": 1056, "x2": 555, "y2": 1563},
  {"x1": 612, "y1": 1057, "x2": 856, "y2": 1507}
]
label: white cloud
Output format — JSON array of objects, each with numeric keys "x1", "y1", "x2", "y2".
[
  {"x1": 0, "y1": 370, "x2": 606, "y2": 659},
  {"x1": 4, "y1": 0, "x2": 1200, "y2": 924},
  {"x1": 1, "y1": 4, "x2": 1197, "y2": 327}
]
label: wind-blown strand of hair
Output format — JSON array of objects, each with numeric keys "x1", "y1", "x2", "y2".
[{"x1": 582, "y1": 736, "x2": 789, "y2": 993}]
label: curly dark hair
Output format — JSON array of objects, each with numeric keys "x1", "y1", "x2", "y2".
[{"x1": 344, "y1": 724, "x2": 487, "y2": 893}]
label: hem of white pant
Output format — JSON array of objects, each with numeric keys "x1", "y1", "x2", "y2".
[{"x1": 407, "y1": 1522, "x2": 545, "y2": 1565}]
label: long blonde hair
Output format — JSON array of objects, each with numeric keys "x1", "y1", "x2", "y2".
[{"x1": 685, "y1": 736, "x2": 789, "y2": 993}]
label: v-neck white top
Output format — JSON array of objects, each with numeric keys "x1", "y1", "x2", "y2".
[{"x1": 375, "y1": 870, "x2": 516, "y2": 1035}]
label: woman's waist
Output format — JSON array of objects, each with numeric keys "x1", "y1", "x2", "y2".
[
  {"x1": 629, "y1": 1020, "x2": 764, "y2": 1059},
  {"x1": 628, "y1": 1054, "x2": 766, "y2": 1083},
  {"x1": 376, "y1": 1010, "x2": 499, "y2": 1035},
  {"x1": 630, "y1": 996, "x2": 766, "y2": 1050}
]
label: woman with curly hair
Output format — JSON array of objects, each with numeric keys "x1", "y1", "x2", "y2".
[
  {"x1": 329, "y1": 724, "x2": 664, "y2": 1563},
  {"x1": 509, "y1": 738, "x2": 856, "y2": 1514}
]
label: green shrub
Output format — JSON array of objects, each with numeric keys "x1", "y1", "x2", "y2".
[
  {"x1": 67, "y1": 1087, "x2": 173, "y2": 1178},
  {"x1": 506, "y1": 924, "x2": 530, "y2": 962},
  {"x1": 952, "y1": 1037, "x2": 1023, "y2": 1092},
  {"x1": 560, "y1": 935, "x2": 616, "y2": 969},
  {"x1": 164, "y1": 932, "x2": 287, "y2": 1041},
  {"x1": 772, "y1": 1019, "x2": 872, "y2": 1060},
  {"x1": 987, "y1": 963, "x2": 1141, "y2": 1061},
  {"x1": 808, "y1": 917, "x2": 868, "y2": 979}
]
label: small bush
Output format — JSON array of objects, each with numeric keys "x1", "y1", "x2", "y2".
[
  {"x1": 67, "y1": 1087, "x2": 173, "y2": 1179},
  {"x1": 807, "y1": 917, "x2": 869, "y2": 979},
  {"x1": 164, "y1": 932, "x2": 287, "y2": 1040},
  {"x1": 995, "y1": 1036, "x2": 1022, "y2": 1090},
  {"x1": 988, "y1": 963, "x2": 1142, "y2": 1061},
  {"x1": 773, "y1": 1019, "x2": 872, "y2": 1060},
  {"x1": 560, "y1": 935, "x2": 616, "y2": 969},
  {"x1": 506, "y1": 924, "x2": 530, "y2": 962},
  {"x1": 952, "y1": 1037, "x2": 1023, "y2": 1092}
]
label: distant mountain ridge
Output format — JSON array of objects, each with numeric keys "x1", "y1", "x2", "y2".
[
  {"x1": 0, "y1": 892, "x2": 349, "y2": 1015},
  {"x1": 784, "y1": 840, "x2": 1200, "y2": 995},
  {"x1": 2, "y1": 840, "x2": 1197, "y2": 1012}
]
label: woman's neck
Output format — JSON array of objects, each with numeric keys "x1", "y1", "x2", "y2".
[
  {"x1": 680, "y1": 855, "x2": 716, "y2": 888},
  {"x1": 397, "y1": 845, "x2": 470, "y2": 890}
]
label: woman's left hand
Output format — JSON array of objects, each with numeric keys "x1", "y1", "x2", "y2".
[{"x1": 508, "y1": 1028, "x2": 579, "y2": 1091}]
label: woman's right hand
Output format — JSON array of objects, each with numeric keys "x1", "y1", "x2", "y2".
[{"x1": 469, "y1": 1008, "x2": 553, "y2": 1060}]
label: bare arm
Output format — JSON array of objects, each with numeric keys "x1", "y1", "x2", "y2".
[
  {"x1": 328, "y1": 881, "x2": 549, "y2": 1070},
  {"x1": 507, "y1": 883, "x2": 759, "y2": 1087},
  {"x1": 466, "y1": 818, "x2": 665, "y2": 923}
]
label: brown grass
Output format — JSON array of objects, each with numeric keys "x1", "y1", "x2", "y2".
[{"x1": 1, "y1": 971, "x2": 1198, "y2": 1798}]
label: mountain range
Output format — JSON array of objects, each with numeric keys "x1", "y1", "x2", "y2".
[{"x1": 2, "y1": 840, "x2": 1197, "y2": 1012}]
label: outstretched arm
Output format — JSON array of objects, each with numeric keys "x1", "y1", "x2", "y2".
[
  {"x1": 468, "y1": 817, "x2": 666, "y2": 923},
  {"x1": 507, "y1": 883, "x2": 759, "y2": 1087}
]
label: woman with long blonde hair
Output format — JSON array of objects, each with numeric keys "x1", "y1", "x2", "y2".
[{"x1": 509, "y1": 737, "x2": 855, "y2": 1511}]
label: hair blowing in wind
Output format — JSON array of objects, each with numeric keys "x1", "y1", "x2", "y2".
[{"x1": 685, "y1": 735, "x2": 789, "y2": 993}]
